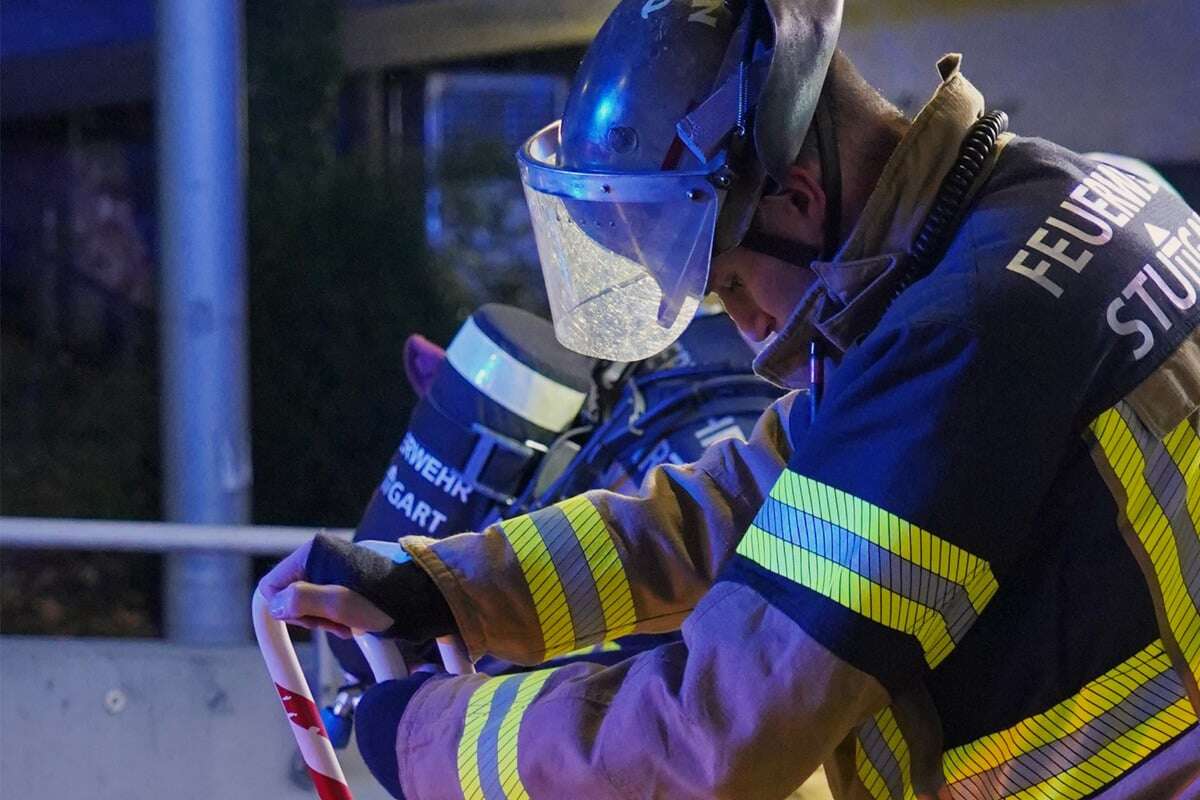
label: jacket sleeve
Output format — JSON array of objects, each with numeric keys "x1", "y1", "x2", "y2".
[
  {"x1": 400, "y1": 392, "x2": 799, "y2": 665},
  {"x1": 395, "y1": 579, "x2": 889, "y2": 800}
]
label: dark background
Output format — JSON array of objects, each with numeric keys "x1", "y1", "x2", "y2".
[
  {"x1": 3, "y1": 0, "x2": 1197, "y2": 637},
  {"x1": 1, "y1": 0, "x2": 584, "y2": 636}
]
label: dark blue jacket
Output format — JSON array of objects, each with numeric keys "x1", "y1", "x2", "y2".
[{"x1": 728, "y1": 137, "x2": 1200, "y2": 798}]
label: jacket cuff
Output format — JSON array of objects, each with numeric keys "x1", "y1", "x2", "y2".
[
  {"x1": 401, "y1": 535, "x2": 488, "y2": 661},
  {"x1": 305, "y1": 533, "x2": 456, "y2": 641}
]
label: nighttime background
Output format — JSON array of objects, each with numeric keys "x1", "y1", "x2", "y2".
[
  {"x1": 2, "y1": 0, "x2": 1198, "y2": 639},
  {"x1": 1, "y1": 0, "x2": 585, "y2": 636}
]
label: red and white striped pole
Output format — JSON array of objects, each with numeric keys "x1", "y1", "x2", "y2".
[
  {"x1": 253, "y1": 590, "x2": 354, "y2": 799},
  {"x1": 254, "y1": 590, "x2": 476, "y2": 799}
]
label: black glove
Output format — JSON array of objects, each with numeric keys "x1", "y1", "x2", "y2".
[{"x1": 305, "y1": 533, "x2": 456, "y2": 642}]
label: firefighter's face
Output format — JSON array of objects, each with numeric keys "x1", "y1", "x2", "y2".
[
  {"x1": 709, "y1": 162, "x2": 830, "y2": 343},
  {"x1": 709, "y1": 245, "x2": 819, "y2": 343}
]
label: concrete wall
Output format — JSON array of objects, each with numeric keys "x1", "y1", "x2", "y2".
[
  {"x1": 344, "y1": 0, "x2": 1199, "y2": 162},
  {"x1": 0, "y1": 637, "x2": 392, "y2": 800},
  {"x1": 7, "y1": 0, "x2": 1195, "y2": 161},
  {"x1": 841, "y1": 0, "x2": 1199, "y2": 162}
]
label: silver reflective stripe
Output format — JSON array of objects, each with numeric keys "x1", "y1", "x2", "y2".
[
  {"x1": 1116, "y1": 403, "x2": 1200, "y2": 611},
  {"x1": 948, "y1": 666, "x2": 1188, "y2": 799},
  {"x1": 754, "y1": 495, "x2": 980, "y2": 645},
  {"x1": 859, "y1": 715, "x2": 907, "y2": 800},
  {"x1": 939, "y1": 639, "x2": 1198, "y2": 800},
  {"x1": 446, "y1": 317, "x2": 587, "y2": 433},
  {"x1": 527, "y1": 505, "x2": 607, "y2": 647}
]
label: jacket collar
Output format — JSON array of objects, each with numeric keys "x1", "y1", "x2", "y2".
[{"x1": 753, "y1": 54, "x2": 988, "y2": 389}]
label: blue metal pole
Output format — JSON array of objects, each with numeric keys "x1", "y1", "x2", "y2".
[{"x1": 156, "y1": 0, "x2": 253, "y2": 643}]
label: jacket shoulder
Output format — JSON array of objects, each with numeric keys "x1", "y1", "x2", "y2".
[{"x1": 892, "y1": 137, "x2": 1200, "y2": 423}]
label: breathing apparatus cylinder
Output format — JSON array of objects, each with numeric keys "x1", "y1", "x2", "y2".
[
  {"x1": 354, "y1": 304, "x2": 596, "y2": 543},
  {"x1": 327, "y1": 305, "x2": 595, "y2": 688}
]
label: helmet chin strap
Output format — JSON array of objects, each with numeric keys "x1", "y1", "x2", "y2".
[
  {"x1": 812, "y1": 86, "x2": 842, "y2": 263},
  {"x1": 807, "y1": 86, "x2": 840, "y2": 419},
  {"x1": 733, "y1": 82, "x2": 842, "y2": 422},
  {"x1": 736, "y1": 228, "x2": 822, "y2": 267},
  {"x1": 735, "y1": 83, "x2": 841, "y2": 269},
  {"x1": 738, "y1": 213, "x2": 829, "y2": 420}
]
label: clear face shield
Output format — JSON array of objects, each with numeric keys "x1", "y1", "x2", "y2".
[{"x1": 518, "y1": 121, "x2": 723, "y2": 361}]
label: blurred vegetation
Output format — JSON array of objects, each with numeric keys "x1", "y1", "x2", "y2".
[
  {"x1": 1, "y1": 113, "x2": 163, "y2": 635},
  {"x1": 1, "y1": 335, "x2": 162, "y2": 636},
  {"x1": 0, "y1": 0, "x2": 454, "y2": 634},
  {"x1": 245, "y1": 0, "x2": 455, "y2": 526}
]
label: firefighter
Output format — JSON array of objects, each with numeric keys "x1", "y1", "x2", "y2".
[{"x1": 262, "y1": 0, "x2": 1200, "y2": 797}]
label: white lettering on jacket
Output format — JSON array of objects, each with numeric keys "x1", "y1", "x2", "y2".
[
  {"x1": 1000, "y1": 162, "x2": 1200, "y2": 361},
  {"x1": 1106, "y1": 215, "x2": 1200, "y2": 360},
  {"x1": 1006, "y1": 162, "x2": 1155, "y2": 298}
]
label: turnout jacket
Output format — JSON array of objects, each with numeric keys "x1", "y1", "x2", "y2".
[{"x1": 378, "y1": 57, "x2": 1200, "y2": 799}]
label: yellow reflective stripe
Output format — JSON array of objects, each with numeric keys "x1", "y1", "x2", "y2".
[
  {"x1": 1092, "y1": 408, "x2": 1200, "y2": 679},
  {"x1": 943, "y1": 640, "x2": 1174, "y2": 782},
  {"x1": 500, "y1": 514, "x2": 576, "y2": 658},
  {"x1": 772, "y1": 471, "x2": 998, "y2": 612},
  {"x1": 494, "y1": 669, "x2": 556, "y2": 800},
  {"x1": 1167, "y1": 415, "x2": 1200, "y2": 678},
  {"x1": 874, "y1": 707, "x2": 913, "y2": 789},
  {"x1": 740, "y1": 469, "x2": 999, "y2": 666},
  {"x1": 941, "y1": 639, "x2": 1197, "y2": 800},
  {"x1": 858, "y1": 642, "x2": 1198, "y2": 800},
  {"x1": 854, "y1": 706, "x2": 915, "y2": 800},
  {"x1": 558, "y1": 496, "x2": 638, "y2": 642},
  {"x1": 455, "y1": 670, "x2": 558, "y2": 800},
  {"x1": 1163, "y1": 414, "x2": 1200, "y2": 536},
  {"x1": 1005, "y1": 697, "x2": 1197, "y2": 800},
  {"x1": 501, "y1": 496, "x2": 638, "y2": 658},
  {"x1": 739, "y1": 524, "x2": 956, "y2": 667},
  {"x1": 456, "y1": 678, "x2": 505, "y2": 800},
  {"x1": 560, "y1": 640, "x2": 623, "y2": 659},
  {"x1": 855, "y1": 740, "x2": 893, "y2": 800}
]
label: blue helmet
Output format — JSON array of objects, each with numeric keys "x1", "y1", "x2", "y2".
[{"x1": 519, "y1": 0, "x2": 843, "y2": 361}]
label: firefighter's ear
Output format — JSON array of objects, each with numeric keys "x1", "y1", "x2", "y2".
[
  {"x1": 752, "y1": 163, "x2": 827, "y2": 251},
  {"x1": 776, "y1": 163, "x2": 828, "y2": 246},
  {"x1": 403, "y1": 334, "x2": 446, "y2": 398}
]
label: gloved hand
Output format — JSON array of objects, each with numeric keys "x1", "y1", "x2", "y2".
[
  {"x1": 259, "y1": 533, "x2": 456, "y2": 641},
  {"x1": 356, "y1": 673, "x2": 438, "y2": 800}
]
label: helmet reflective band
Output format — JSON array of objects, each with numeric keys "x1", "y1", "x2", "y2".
[{"x1": 520, "y1": 122, "x2": 720, "y2": 361}]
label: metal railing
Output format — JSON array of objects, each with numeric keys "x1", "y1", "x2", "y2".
[
  {"x1": 0, "y1": 516, "x2": 352, "y2": 643},
  {"x1": 0, "y1": 516, "x2": 384, "y2": 799},
  {"x1": 0, "y1": 516, "x2": 350, "y2": 555}
]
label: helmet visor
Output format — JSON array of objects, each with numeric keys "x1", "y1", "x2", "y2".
[{"x1": 518, "y1": 122, "x2": 719, "y2": 361}]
